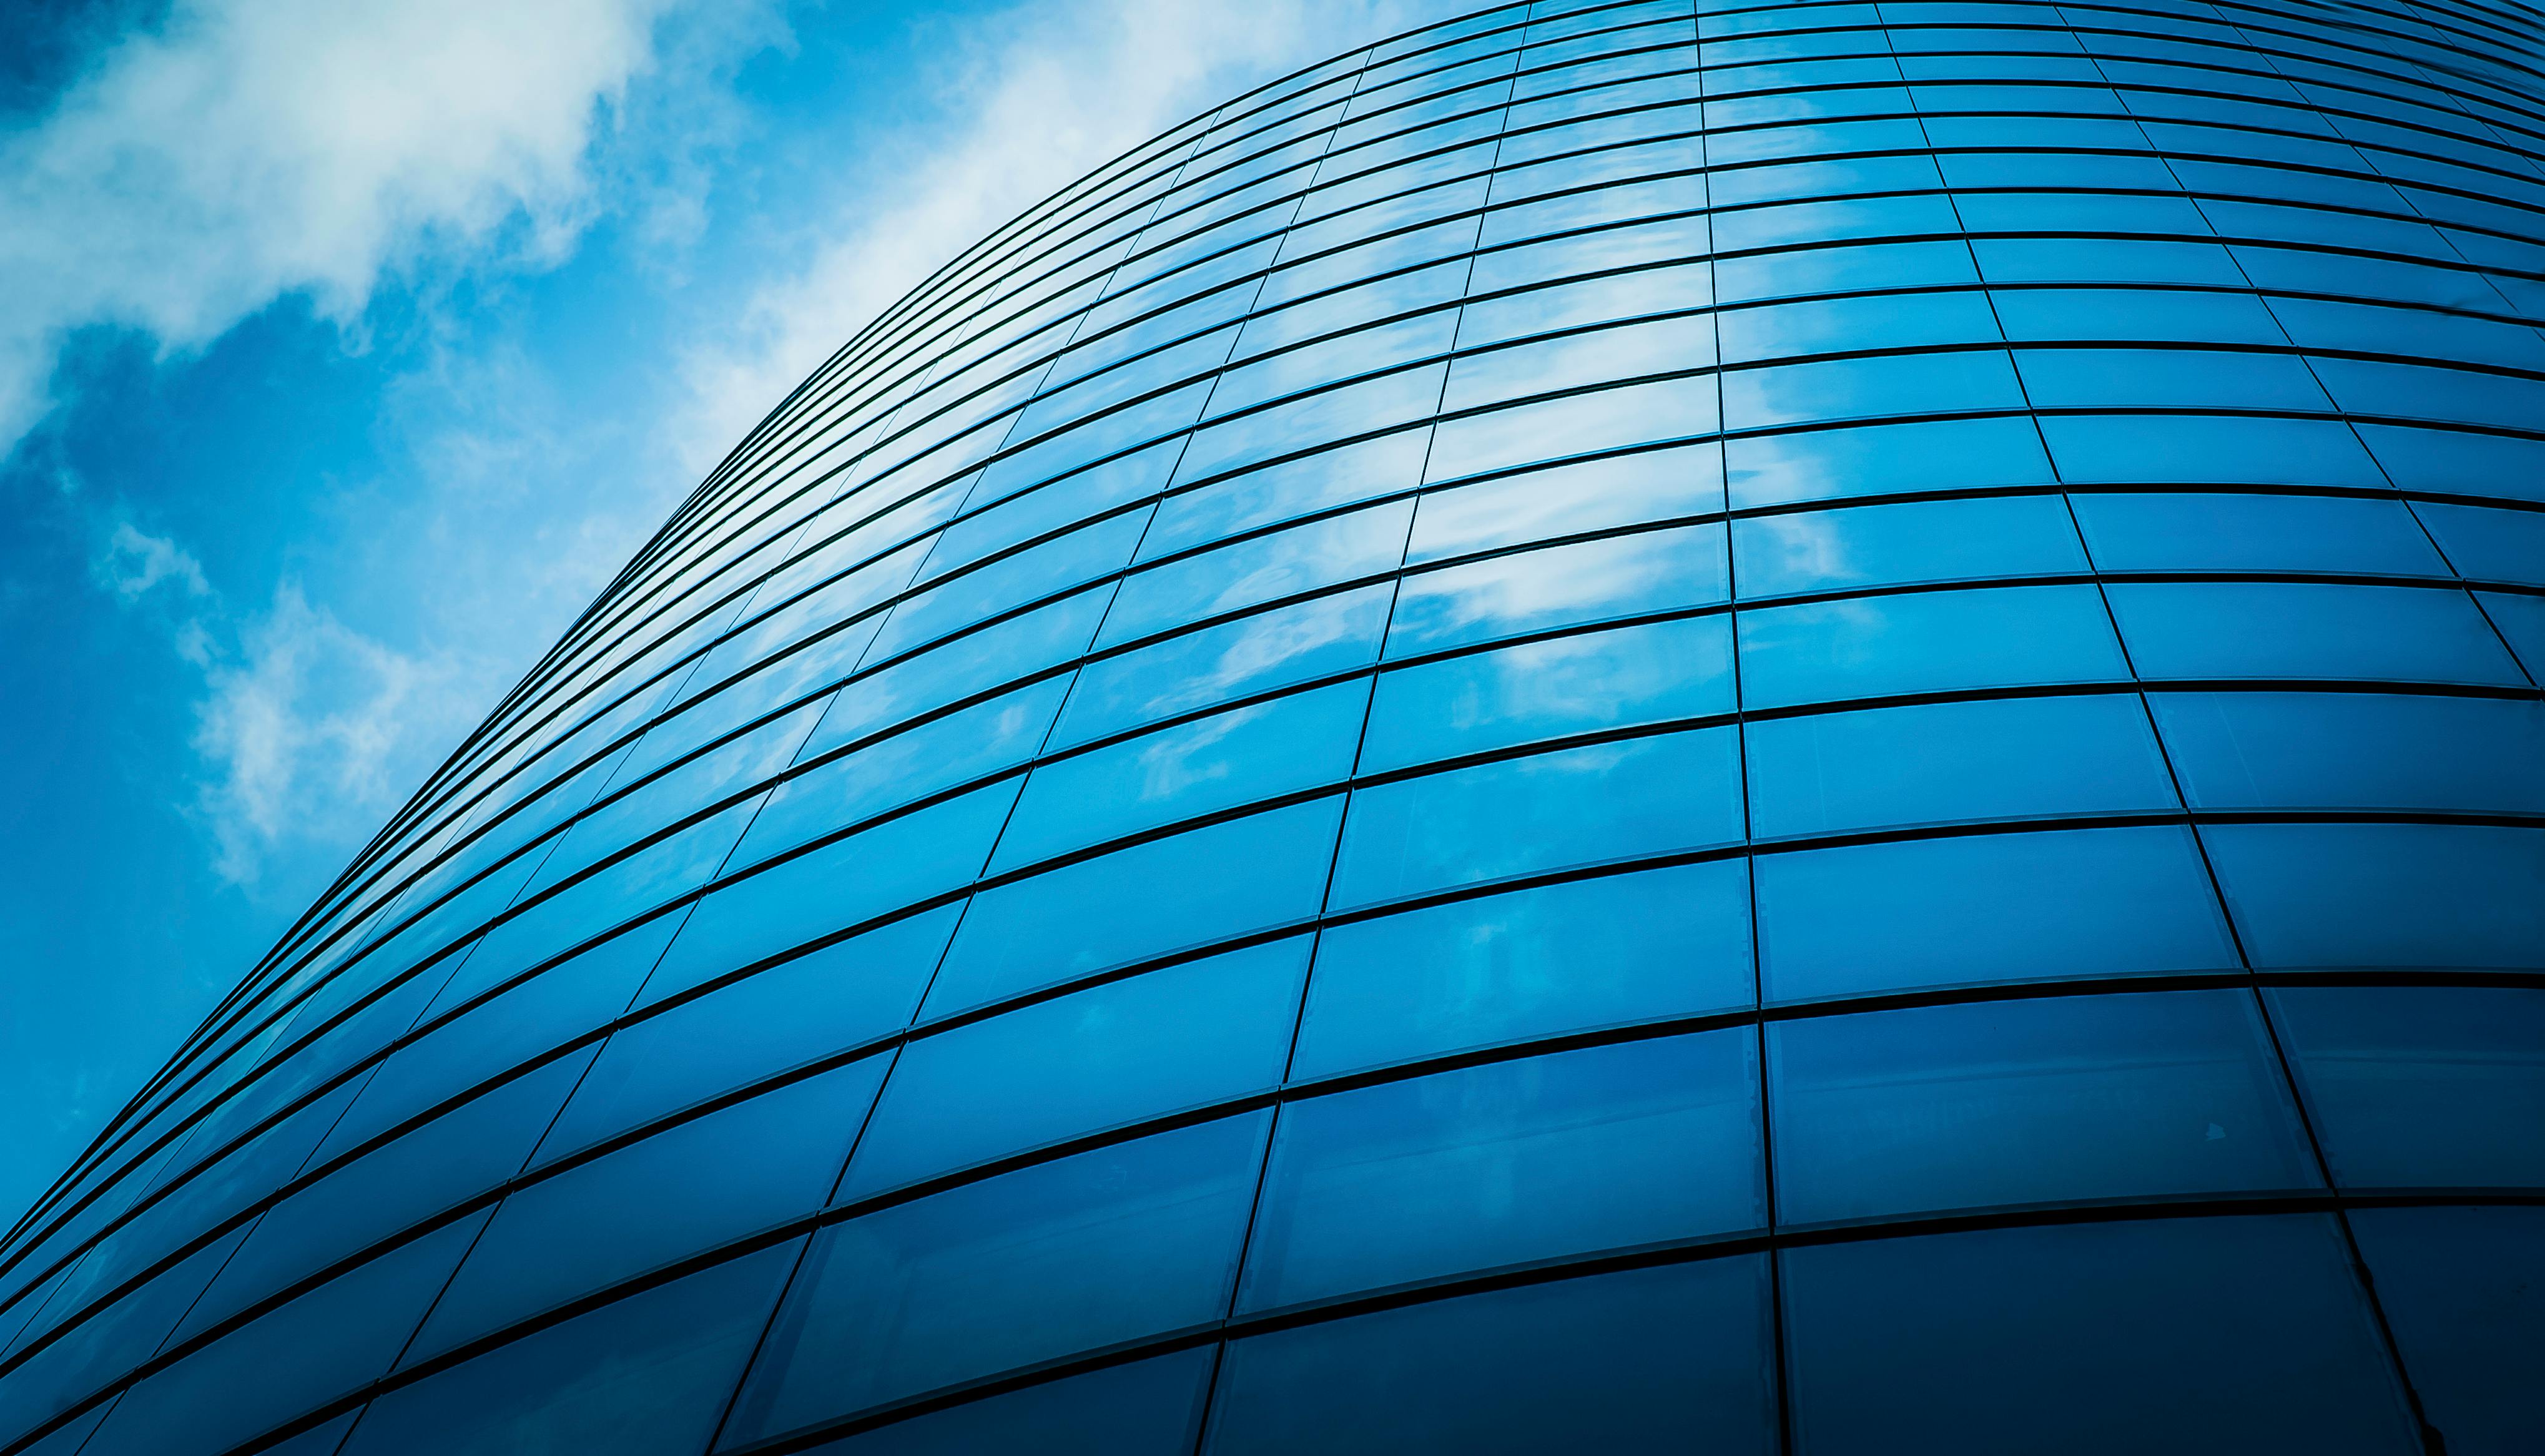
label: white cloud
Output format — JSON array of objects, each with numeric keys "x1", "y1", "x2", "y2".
[
  {"x1": 673, "y1": 0, "x2": 1470, "y2": 475},
  {"x1": 93, "y1": 521, "x2": 212, "y2": 603},
  {"x1": 0, "y1": 0, "x2": 694, "y2": 456},
  {"x1": 84, "y1": 508, "x2": 469, "y2": 888},
  {"x1": 189, "y1": 581, "x2": 461, "y2": 887}
]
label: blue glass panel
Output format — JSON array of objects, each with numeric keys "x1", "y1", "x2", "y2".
[
  {"x1": 803, "y1": 585, "x2": 1110, "y2": 758},
  {"x1": 1732, "y1": 493, "x2": 2086, "y2": 596},
  {"x1": 338, "y1": 1242, "x2": 796, "y2": 1456},
  {"x1": 2205, "y1": 823, "x2": 2545, "y2": 971},
  {"x1": 2039, "y1": 414, "x2": 2390, "y2": 487},
  {"x1": 179, "y1": 1052, "x2": 593, "y2": 1344},
  {"x1": 1781, "y1": 1217, "x2": 2421, "y2": 1456},
  {"x1": 1739, "y1": 584, "x2": 2127, "y2": 709},
  {"x1": 1206, "y1": 1260, "x2": 1776, "y2": 1456},
  {"x1": 0, "y1": 1225, "x2": 248, "y2": 1444},
  {"x1": 1050, "y1": 586, "x2": 1391, "y2": 749},
  {"x1": 544, "y1": 907, "x2": 958, "y2": 1159},
  {"x1": 2154, "y1": 692, "x2": 2545, "y2": 814},
  {"x1": 82, "y1": 1214, "x2": 486, "y2": 1456},
  {"x1": 991, "y1": 681, "x2": 1368, "y2": 870},
  {"x1": 1239, "y1": 1031, "x2": 1762, "y2": 1310},
  {"x1": 1387, "y1": 523, "x2": 1729, "y2": 656},
  {"x1": 2416, "y1": 502, "x2": 2545, "y2": 586},
  {"x1": 842, "y1": 938, "x2": 1305, "y2": 1198},
  {"x1": 1297, "y1": 860, "x2": 1754, "y2": 1078},
  {"x1": 1141, "y1": 430, "x2": 1430, "y2": 559},
  {"x1": 2073, "y1": 492, "x2": 2450, "y2": 575},
  {"x1": 927, "y1": 797, "x2": 1342, "y2": 1015},
  {"x1": 1101, "y1": 499, "x2": 1415, "y2": 648},
  {"x1": 2268, "y1": 985, "x2": 2545, "y2": 1190},
  {"x1": 1771, "y1": 990, "x2": 2317, "y2": 1224},
  {"x1": 1756, "y1": 826, "x2": 2237, "y2": 1001},
  {"x1": 1427, "y1": 375, "x2": 1718, "y2": 481},
  {"x1": 1746, "y1": 694, "x2": 2178, "y2": 839},
  {"x1": 1361, "y1": 614, "x2": 1733, "y2": 772},
  {"x1": 1332, "y1": 727, "x2": 1745, "y2": 908},
  {"x1": 810, "y1": 1350, "x2": 1215, "y2": 1455},
  {"x1": 408, "y1": 1060, "x2": 884, "y2": 1361},
  {"x1": 2110, "y1": 583, "x2": 2527, "y2": 685},
  {"x1": 2349, "y1": 1206, "x2": 2545, "y2": 1456},
  {"x1": 639, "y1": 780, "x2": 1020, "y2": 1007},
  {"x1": 725, "y1": 1114, "x2": 1268, "y2": 1442},
  {"x1": 2478, "y1": 590, "x2": 2545, "y2": 680},
  {"x1": 1725, "y1": 415, "x2": 2053, "y2": 509},
  {"x1": 1404, "y1": 441, "x2": 1723, "y2": 563},
  {"x1": 737, "y1": 677, "x2": 1071, "y2": 867}
]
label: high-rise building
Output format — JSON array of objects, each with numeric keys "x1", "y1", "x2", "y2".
[{"x1": 6, "y1": 1, "x2": 2544, "y2": 1451}]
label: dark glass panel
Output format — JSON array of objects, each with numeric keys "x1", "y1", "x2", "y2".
[
  {"x1": 1239, "y1": 1031, "x2": 1761, "y2": 1311},
  {"x1": 725, "y1": 1114, "x2": 1267, "y2": 1442},
  {"x1": 338, "y1": 1242, "x2": 797, "y2": 1456},
  {"x1": 2349, "y1": 1206, "x2": 2545, "y2": 1456},
  {"x1": 1770, "y1": 990, "x2": 2318, "y2": 1225},
  {"x1": 1206, "y1": 1259, "x2": 1776, "y2": 1455},
  {"x1": 1781, "y1": 1216, "x2": 2421, "y2": 1455},
  {"x1": 1755, "y1": 827, "x2": 2237, "y2": 1001},
  {"x1": 2269, "y1": 985, "x2": 2545, "y2": 1190},
  {"x1": 1296, "y1": 860, "x2": 1754, "y2": 1078}
]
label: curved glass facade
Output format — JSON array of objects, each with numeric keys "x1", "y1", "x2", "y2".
[{"x1": 7, "y1": 1, "x2": 2545, "y2": 1452}]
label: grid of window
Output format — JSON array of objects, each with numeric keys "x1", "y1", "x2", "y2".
[{"x1": 7, "y1": 0, "x2": 2545, "y2": 1450}]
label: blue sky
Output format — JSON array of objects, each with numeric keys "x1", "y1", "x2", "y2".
[{"x1": 0, "y1": 0, "x2": 1457, "y2": 1221}]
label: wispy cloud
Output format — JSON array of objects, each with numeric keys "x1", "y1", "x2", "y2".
[
  {"x1": 92, "y1": 521, "x2": 212, "y2": 604},
  {"x1": 0, "y1": 0, "x2": 698, "y2": 457},
  {"x1": 672, "y1": 0, "x2": 1465, "y2": 475},
  {"x1": 189, "y1": 581, "x2": 458, "y2": 886},
  {"x1": 86, "y1": 510, "x2": 465, "y2": 888}
]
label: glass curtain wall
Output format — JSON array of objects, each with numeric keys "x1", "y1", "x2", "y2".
[{"x1": 4, "y1": 0, "x2": 2543, "y2": 1452}]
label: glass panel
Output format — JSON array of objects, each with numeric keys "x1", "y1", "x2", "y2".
[
  {"x1": 2072, "y1": 492, "x2": 2450, "y2": 576},
  {"x1": 1780, "y1": 1216, "x2": 2421, "y2": 1456},
  {"x1": 724, "y1": 1114, "x2": 1269, "y2": 1442},
  {"x1": 1386, "y1": 523, "x2": 1730, "y2": 656},
  {"x1": 2348, "y1": 1206, "x2": 2545, "y2": 1456},
  {"x1": 1738, "y1": 584, "x2": 2127, "y2": 709},
  {"x1": 337, "y1": 1243, "x2": 797, "y2": 1456},
  {"x1": 181, "y1": 1053, "x2": 594, "y2": 1342},
  {"x1": 2269, "y1": 985, "x2": 2545, "y2": 1190},
  {"x1": 1725, "y1": 415, "x2": 2053, "y2": 509},
  {"x1": 1732, "y1": 493, "x2": 2086, "y2": 596},
  {"x1": 1770, "y1": 990, "x2": 2318, "y2": 1224},
  {"x1": 842, "y1": 938, "x2": 1306, "y2": 1198},
  {"x1": 1361, "y1": 614, "x2": 1733, "y2": 773},
  {"x1": 1755, "y1": 827, "x2": 2237, "y2": 1002},
  {"x1": 1745, "y1": 694, "x2": 2178, "y2": 839},
  {"x1": 1238, "y1": 1031, "x2": 1763, "y2": 1310},
  {"x1": 1332, "y1": 727, "x2": 1745, "y2": 908},
  {"x1": 640, "y1": 781, "x2": 1021, "y2": 1007},
  {"x1": 1296, "y1": 860, "x2": 1755, "y2": 1078},
  {"x1": 1050, "y1": 586, "x2": 1391, "y2": 749},
  {"x1": 82, "y1": 1214, "x2": 487, "y2": 1456},
  {"x1": 1404, "y1": 443, "x2": 1722, "y2": 563},
  {"x1": 2109, "y1": 584, "x2": 2527, "y2": 686},
  {"x1": 1204, "y1": 1260, "x2": 1777, "y2": 1455},
  {"x1": 408, "y1": 1060, "x2": 885, "y2": 1361},
  {"x1": 809, "y1": 1350, "x2": 1216, "y2": 1455},
  {"x1": 926, "y1": 798, "x2": 1343, "y2": 1015},
  {"x1": 990, "y1": 681, "x2": 1369, "y2": 871},
  {"x1": 546, "y1": 906, "x2": 959, "y2": 1159},
  {"x1": 2154, "y1": 693, "x2": 2545, "y2": 815},
  {"x1": 2205, "y1": 823, "x2": 2545, "y2": 971}
]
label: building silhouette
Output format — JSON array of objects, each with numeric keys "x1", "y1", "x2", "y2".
[{"x1": 4, "y1": 1, "x2": 2543, "y2": 1451}]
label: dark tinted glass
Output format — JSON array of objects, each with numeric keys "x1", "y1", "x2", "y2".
[
  {"x1": 1781, "y1": 1217, "x2": 2421, "y2": 1455},
  {"x1": 1208, "y1": 1259, "x2": 1776, "y2": 1455}
]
